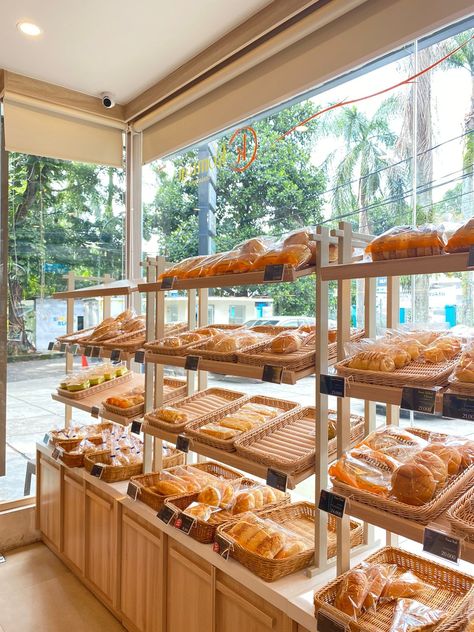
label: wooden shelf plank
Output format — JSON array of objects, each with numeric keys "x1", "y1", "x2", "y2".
[
  {"x1": 320, "y1": 252, "x2": 470, "y2": 281},
  {"x1": 137, "y1": 265, "x2": 316, "y2": 292},
  {"x1": 53, "y1": 278, "x2": 140, "y2": 299},
  {"x1": 144, "y1": 352, "x2": 314, "y2": 384},
  {"x1": 345, "y1": 381, "x2": 446, "y2": 411},
  {"x1": 141, "y1": 423, "x2": 313, "y2": 489}
]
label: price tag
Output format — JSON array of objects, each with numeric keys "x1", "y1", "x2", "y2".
[
  {"x1": 266, "y1": 468, "x2": 288, "y2": 492},
  {"x1": 468, "y1": 245, "x2": 474, "y2": 269},
  {"x1": 71, "y1": 344, "x2": 80, "y2": 355},
  {"x1": 157, "y1": 505, "x2": 176, "y2": 524},
  {"x1": 90, "y1": 464, "x2": 104, "y2": 478},
  {"x1": 51, "y1": 446, "x2": 63, "y2": 461},
  {"x1": 91, "y1": 346, "x2": 101, "y2": 358},
  {"x1": 176, "y1": 435, "x2": 190, "y2": 453},
  {"x1": 91, "y1": 406, "x2": 100, "y2": 419},
  {"x1": 84, "y1": 346, "x2": 92, "y2": 357},
  {"x1": 320, "y1": 375, "x2": 345, "y2": 398},
  {"x1": 262, "y1": 365, "x2": 283, "y2": 384},
  {"x1": 178, "y1": 513, "x2": 196, "y2": 535},
  {"x1": 401, "y1": 387, "x2": 437, "y2": 415},
  {"x1": 48, "y1": 341, "x2": 55, "y2": 351},
  {"x1": 185, "y1": 355, "x2": 201, "y2": 371},
  {"x1": 213, "y1": 541, "x2": 231, "y2": 560},
  {"x1": 134, "y1": 350, "x2": 145, "y2": 364},
  {"x1": 127, "y1": 482, "x2": 139, "y2": 501},
  {"x1": 130, "y1": 420, "x2": 142, "y2": 435},
  {"x1": 423, "y1": 528, "x2": 460, "y2": 563},
  {"x1": 319, "y1": 490, "x2": 346, "y2": 518},
  {"x1": 263, "y1": 264, "x2": 285, "y2": 282},
  {"x1": 160, "y1": 276, "x2": 176, "y2": 290},
  {"x1": 110, "y1": 349, "x2": 121, "y2": 362},
  {"x1": 43, "y1": 433, "x2": 50, "y2": 445},
  {"x1": 443, "y1": 393, "x2": 474, "y2": 421},
  {"x1": 60, "y1": 343, "x2": 67, "y2": 353},
  {"x1": 317, "y1": 610, "x2": 348, "y2": 632}
]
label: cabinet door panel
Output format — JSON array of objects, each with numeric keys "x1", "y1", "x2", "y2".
[
  {"x1": 38, "y1": 456, "x2": 61, "y2": 549},
  {"x1": 167, "y1": 541, "x2": 212, "y2": 632},
  {"x1": 85, "y1": 489, "x2": 115, "y2": 602},
  {"x1": 121, "y1": 513, "x2": 162, "y2": 632},
  {"x1": 63, "y1": 474, "x2": 84, "y2": 573}
]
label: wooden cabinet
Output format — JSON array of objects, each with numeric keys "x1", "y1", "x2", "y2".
[
  {"x1": 84, "y1": 485, "x2": 118, "y2": 607},
  {"x1": 62, "y1": 472, "x2": 85, "y2": 573},
  {"x1": 120, "y1": 510, "x2": 163, "y2": 632},
  {"x1": 215, "y1": 573, "x2": 290, "y2": 632},
  {"x1": 37, "y1": 454, "x2": 61, "y2": 550},
  {"x1": 297, "y1": 626, "x2": 314, "y2": 632},
  {"x1": 166, "y1": 540, "x2": 213, "y2": 632}
]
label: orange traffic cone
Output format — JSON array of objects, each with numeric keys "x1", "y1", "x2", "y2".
[{"x1": 81, "y1": 355, "x2": 88, "y2": 368}]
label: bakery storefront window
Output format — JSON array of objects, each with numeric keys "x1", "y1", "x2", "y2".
[{"x1": 1, "y1": 154, "x2": 125, "y2": 501}]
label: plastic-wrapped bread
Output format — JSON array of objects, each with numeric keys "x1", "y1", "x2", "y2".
[
  {"x1": 423, "y1": 335, "x2": 461, "y2": 362},
  {"x1": 347, "y1": 351, "x2": 396, "y2": 372},
  {"x1": 158, "y1": 255, "x2": 207, "y2": 281},
  {"x1": 329, "y1": 446, "x2": 399, "y2": 496},
  {"x1": 270, "y1": 332, "x2": 304, "y2": 354},
  {"x1": 210, "y1": 250, "x2": 260, "y2": 275},
  {"x1": 366, "y1": 225, "x2": 446, "y2": 260},
  {"x1": 389, "y1": 599, "x2": 445, "y2": 632},
  {"x1": 445, "y1": 217, "x2": 474, "y2": 253},
  {"x1": 334, "y1": 569, "x2": 370, "y2": 618},
  {"x1": 252, "y1": 244, "x2": 312, "y2": 271}
]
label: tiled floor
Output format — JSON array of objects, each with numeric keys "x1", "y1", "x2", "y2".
[{"x1": 0, "y1": 543, "x2": 125, "y2": 631}]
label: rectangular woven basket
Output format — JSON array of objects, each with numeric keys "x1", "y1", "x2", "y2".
[
  {"x1": 331, "y1": 427, "x2": 474, "y2": 524},
  {"x1": 57, "y1": 371, "x2": 133, "y2": 400},
  {"x1": 144, "y1": 387, "x2": 248, "y2": 433},
  {"x1": 164, "y1": 479, "x2": 290, "y2": 544},
  {"x1": 100, "y1": 329, "x2": 146, "y2": 351},
  {"x1": 56, "y1": 325, "x2": 97, "y2": 344},
  {"x1": 130, "y1": 461, "x2": 244, "y2": 512},
  {"x1": 234, "y1": 408, "x2": 365, "y2": 475},
  {"x1": 447, "y1": 487, "x2": 474, "y2": 542},
  {"x1": 447, "y1": 376, "x2": 474, "y2": 396},
  {"x1": 185, "y1": 394, "x2": 301, "y2": 452},
  {"x1": 144, "y1": 324, "x2": 241, "y2": 356},
  {"x1": 84, "y1": 450, "x2": 143, "y2": 482},
  {"x1": 314, "y1": 546, "x2": 474, "y2": 632},
  {"x1": 215, "y1": 502, "x2": 363, "y2": 582}
]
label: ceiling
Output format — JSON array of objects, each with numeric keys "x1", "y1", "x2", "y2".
[{"x1": 0, "y1": 0, "x2": 273, "y2": 104}]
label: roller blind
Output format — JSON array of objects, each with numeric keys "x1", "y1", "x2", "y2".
[
  {"x1": 142, "y1": 0, "x2": 474, "y2": 163},
  {"x1": 4, "y1": 95, "x2": 125, "y2": 167}
]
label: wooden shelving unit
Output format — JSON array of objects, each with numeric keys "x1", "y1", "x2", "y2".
[{"x1": 52, "y1": 277, "x2": 139, "y2": 299}]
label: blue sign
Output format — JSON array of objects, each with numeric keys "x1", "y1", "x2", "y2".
[{"x1": 43, "y1": 263, "x2": 69, "y2": 274}]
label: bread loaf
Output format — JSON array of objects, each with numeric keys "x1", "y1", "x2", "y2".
[
  {"x1": 334, "y1": 569, "x2": 370, "y2": 618},
  {"x1": 391, "y1": 463, "x2": 436, "y2": 505},
  {"x1": 423, "y1": 443, "x2": 462, "y2": 475}
]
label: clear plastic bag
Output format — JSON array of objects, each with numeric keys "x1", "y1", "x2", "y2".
[
  {"x1": 334, "y1": 569, "x2": 370, "y2": 619},
  {"x1": 422, "y1": 334, "x2": 462, "y2": 363},
  {"x1": 361, "y1": 563, "x2": 397, "y2": 612},
  {"x1": 158, "y1": 255, "x2": 206, "y2": 281},
  {"x1": 329, "y1": 446, "x2": 399, "y2": 496},
  {"x1": 389, "y1": 598, "x2": 445, "y2": 632},
  {"x1": 366, "y1": 224, "x2": 446, "y2": 261},
  {"x1": 445, "y1": 217, "x2": 474, "y2": 253},
  {"x1": 380, "y1": 571, "x2": 432, "y2": 602},
  {"x1": 362, "y1": 427, "x2": 428, "y2": 454},
  {"x1": 252, "y1": 243, "x2": 312, "y2": 271}
]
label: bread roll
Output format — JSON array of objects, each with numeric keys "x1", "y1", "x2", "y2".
[
  {"x1": 228, "y1": 520, "x2": 285, "y2": 559},
  {"x1": 334, "y1": 569, "x2": 370, "y2": 618},
  {"x1": 262, "y1": 487, "x2": 277, "y2": 504},
  {"x1": 381, "y1": 571, "x2": 426, "y2": 600},
  {"x1": 271, "y1": 332, "x2": 303, "y2": 354},
  {"x1": 199, "y1": 424, "x2": 241, "y2": 440},
  {"x1": 274, "y1": 540, "x2": 307, "y2": 559},
  {"x1": 250, "y1": 488, "x2": 264, "y2": 509},
  {"x1": 198, "y1": 484, "x2": 221, "y2": 506},
  {"x1": 413, "y1": 451, "x2": 447, "y2": 489},
  {"x1": 391, "y1": 463, "x2": 436, "y2": 505},
  {"x1": 232, "y1": 491, "x2": 256, "y2": 514},
  {"x1": 183, "y1": 503, "x2": 213, "y2": 521},
  {"x1": 457, "y1": 441, "x2": 474, "y2": 469},
  {"x1": 155, "y1": 480, "x2": 187, "y2": 496},
  {"x1": 219, "y1": 482, "x2": 234, "y2": 508},
  {"x1": 347, "y1": 351, "x2": 396, "y2": 372},
  {"x1": 424, "y1": 443, "x2": 461, "y2": 475}
]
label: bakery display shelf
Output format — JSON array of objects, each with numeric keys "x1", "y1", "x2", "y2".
[
  {"x1": 144, "y1": 352, "x2": 315, "y2": 384},
  {"x1": 335, "y1": 490, "x2": 474, "y2": 564},
  {"x1": 52, "y1": 278, "x2": 140, "y2": 299},
  {"x1": 137, "y1": 264, "x2": 317, "y2": 292},
  {"x1": 345, "y1": 380, "x2": 447, "y2": 410},
  {"x1": 141, "y1": 422, "x2": 314, "y2": 489},
  {"x1": 52, "y1": 373, "x2": 145, "y2": 423},
  {"x1": 76, "y1": 345, "x2": 137, "y2": 361},
  {"x1": 320, "y1": 251, "x2": 469, "y2": 281}
]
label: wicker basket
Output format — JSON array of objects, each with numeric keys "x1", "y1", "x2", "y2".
[
  {"x1": 234, "y1": 408, "x2": 365, "y2": 475},
  {"x1": 164, "y1": 479, "x2": 290, "y2": 544},
  {"x1": 447, "y1": 487, "x2": 474, "y2": 542},
  {"x1": 336, "y1": 354, "x2": 460, "y2": 388},
  {"x1": 144, "y1": 324, "x2": 241, "y2": 356},
  {"x1": 102, "y1": 400, "x2": 144, "y2": 419},
  {"x1": 163, "y1": 377, "x2": 187, "y2": 401},
  {"x1": 84, "y1": 450, "x2": 143, "y2": 482},
  {"x1": 447, "y1": 376, "x2": 474, "y2": 396},
  {"x1": 50, "y1": 422, "x2": 114, "y2": 450},
  {"x1": 185, "y1": 331, "x2": 276, "y2": 363},
  {"x1": 60, "y1": 451, "x2": 86, "y2": 468},
  {"x1": 314, "y1": 546, "x2": 474, "y2": 632},
  {"x1": 436, "y1": 604, "x2": 473, "y2": 632},
  {"x1": 331, "y1": 427, "x2": 474, "y2": 524},
  {"x1": 215, "y1": 502, "x2": 363, "y2": 582},
  {"x1": 144, "y1": 387, "x2": 248, "y2": 433},
  {"x1": 185, "y1": 395, "x2": 300, "y2": 452},
  {"x1": 130, "y1": 461, "x2": 244, "y2": 512},
  {"x1": 56, "y1": 325, "x2": 97, "y2": 344},
  {"x1": 100, "y1": 329, "x2": 146, "y2": 351},
  {"x1": 57, "y1": 371, "x2": 133, "y2": 400},
  {"x1": 162, "y1": 446, "x2": 186, "y2": 469}
]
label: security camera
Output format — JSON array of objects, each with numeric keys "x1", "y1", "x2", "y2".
[{"x1": 100, "y1": 93, "x2": 115, "y2": 109}]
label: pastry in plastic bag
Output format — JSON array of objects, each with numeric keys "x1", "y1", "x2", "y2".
[
  {"x1": 347, "y1": 351, "x2": 396, "y2": 372},
  {"x1": 329, "y1": 446, "x2": 399, "y2": 496},
  {"x1": 389, "y1": 598, "x2": 445, "y2": 632},
  {"x1": 227, "y1": 515, "x2": 286, "y2": 559},
  {"x1": 252, "y1": 244, "x2": 312, "y2": 271},
  {"x1": 155, "y1": 406, "x2": 189, "y2": 424},
  {"x1": 210, "y1": 250, "x2": 260, "y2": 275},
  {"x1": 366, "y1": 225, "x2": 446, "y2": 261},
  {"x1": 423, "y1": 443, "x2": 462, "y2": 475},
  {"x1": 381, "y1": 571, "x2": 430, "y2": 601},
  {"x1": 158, "y1": 255, "x2": 206, "y2": 281},
  {"x1": 334, "y1": 569, "x2": 370, "y2": 618},
  {"x1": 184, "y1": 254, "x2": 224, "y2": 278},
  {"x1": 391, "y1": 463, "x2": 436, "y2": 505},
  {"x1": 445, "y1": 217, "x2": 474, "y2": 253},
  {"x1": 412, "y1": 451, "x2": 447, "y2": 489},
  {"x1": 271, "y1": 331, "x2": 305, "y2": 354},
  {"x1": 362, "y1": 427, "x2": 428, "y2": 453},
  {"x1": 362, "y1": 563, "x2": 397, "y2": 611},
  {"x1": 423, "y1": 335, "x2": 461, "y2": 363},
  {"x1": 183, "y1": 502, "x2": 215, "y2": 521}
]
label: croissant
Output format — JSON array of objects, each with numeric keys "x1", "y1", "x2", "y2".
[{"x1": 347, "y1": 351, "x2": 396, "y2": 372}]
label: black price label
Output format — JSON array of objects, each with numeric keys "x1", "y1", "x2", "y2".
[
  {"x1": 320, "y1": 375, "x2": 345, "y2": 398},
  {"x1": 131, "y1": 420, "x2": 142, "y2": 435},
  {"x1": 423, "y1": 528, "x2": 460, "y2": 563},
  {"x1": 84, "y1": 346, "x2": 92, "y2": 357},
  {"x1": 48, "y1": 342, "x2": 55, "y2": 351},
  {"x1": 317, "y1": 611, "x2": 348, "y2": 632},
  {"x1": 443, "y1": 393, "x2": 474, "y2": 421},
  {"x1": 91, "y1": 346, "x2": 101, "y2": 358},
  {"x1": 468, "y1": 245, "x2": 474, "y2": 269},
  {"x1": 157, "y1": 505, "x2": 176, "y2": 525},
  {"x1": 43, "y1": 433, "x2": 50, "y2": 445},
  {"x1": 266, "y1": 468, "x2": 288, "y2": 492},
  {"x1": 176, "y1": 434, "x2": 190, "y2": 453},
  {"x1": 51, "y1": 447, "x2": 62, "y2": 461},
  {"x1": 91, "y1": 406, "x2": 100, "y2": 419},
  {"x1": 178, "y1": 513, "x2": 196, "y2": 535},
  {"x1": 263, "y1": 264, "x2": 285, "y2": 282},
  {"x1": 185, "y1": 355, "x2": 201, "y2": 371},
  {"x1": 110, "y1": 349, "x2": 121, "y2": 362},
  {"x1": 160, "y1": 276, "x2": 176, "y2": 290},
  {"x1": 71, "y1": 344, "x2": 80, "y2": 355},
  {"x1": 90, "y1": 464, "x2": 104, "y2": 478},
  {"x1": 319, "y1": 490, "x2": 346, "y2": 518},
  {"x1": 401, "y1": 387, "x2": 437, "y2": 415},
  {"x1": 262, "y1": 365, "x2": 283, "y2": 384},
  {"x1": 127, "y1": 482, "x2": 139, "y2": 501},
  {"x1": 134, "y1": 350, "x2": 145, "y2": 364},
  {"x1": 213, "y1": 541, "x2": 231, "y2": 559},
  {"x1": 60, "y1": 343, "x2": 67, "y2": 353}
]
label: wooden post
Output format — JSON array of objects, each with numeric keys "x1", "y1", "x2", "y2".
[
  {"x1": 187, "y1": 289, "x2": 197, "y2": 397},
  {"x1": 65, "y1": 271, "x2": 75, "y2": 426},
  {"x1": 143, "y1": 258, "x2": 156, "y2": 473},
  {"x1": 102, "y1": 273, "x2": 112, "y2": 319},
  {"x1": 153, "y1": 256, "x2": 166, "y2": 471}
]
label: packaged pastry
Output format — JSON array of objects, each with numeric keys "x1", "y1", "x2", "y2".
[
  {"x1": 412, "y1": 451, "x2": 447, "y2": 489},
  {"x1": 389, "y1": 599, "x2": 445, "y2": 632},
  {"x1": 366, "y1": 225, "x2": 446, "y2": 260},
  {"x1": 210, "y1": 250, "x2": 260, "y2": 275},
  {"x1": 155, "y1": 406, "x2": 189, "y2": 424},
  {"x1": 391, "y1": 462, "x2": 436, "y2": 505},
  {"x1": 453, "y1": 344, "x2": 474, "y2": 383},
  {"x1": 362, "y1": 563, "x2": 397, "y2": 611},
  {"x1": 252, "y1": 244, "x2": 312, "y2": 271},
  {"x1": 334, "y1": 569, "x2": 370, "y2": 619},
  {"x1": 199, "y1": 423, "x2": 241, "y2": 440},
  {"x1": 423, "y1": 335, "x2": 461, "y2": 362},
  {"x1": 362, "y1": 426, "x2": 428, "y2": 453},
  {"x1": 270, "y1": 331, "x2": 305, "y2": 354},
  {"x1": 329, "y1": 446, "x2": 399, "y2": 496},
  {"x1": 182, "y1": 502, "x2": 215, "y2": 522},
  {"x1": 445, "y1": 217, "x2": 474, "y2": 253},
  {"x1": 184, "y1": 253, "x2": 224, "y2": 279},
  {"x1": 157, "y1": 255, "x2": 206, "y2": 281},
  {"x1": 423, "y1": 443, "x2": 461, "y2": 475},
  {"x1": 347, "y1": 351, "x2": 396, "y2": 372},
  {"x1": 381, "y1": 571, "x2": 430, "y2": 601}
]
